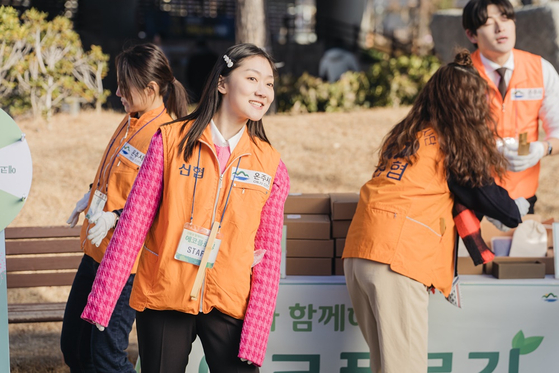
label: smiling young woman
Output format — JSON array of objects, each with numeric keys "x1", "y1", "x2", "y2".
[{"x1": 80, "y1": 43, "x2": 290, "y2": 373}]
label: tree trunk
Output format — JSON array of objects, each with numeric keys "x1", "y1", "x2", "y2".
[
  {"x1": 235, "y1": 0, "x2": 267, "y2": 48},
  {"x1": 415, "y1": 0, "x2": 431, "y2": 56}
]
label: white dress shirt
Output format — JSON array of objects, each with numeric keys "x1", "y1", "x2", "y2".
[
  {"x1": 210, "y1": 119, "x2": 245, "y2": 153},
  {"x1": 480, "y1": 51, "x2": 559, "y2": 140}
]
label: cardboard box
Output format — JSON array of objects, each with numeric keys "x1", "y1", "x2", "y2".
[
  {"x1": 457, "y1": 257, "x2": 484, "y2": 275},
  {"x1": 332, "y1": 220, "x2": 352, "y2": 238},
  {"x1": 286, "y1": 258, "x2": 332, "y2": 276},
  {"x1": 330, "y1": 193, "x2": 359, "y2": 220},
  {"x1": 334, "y1": 258, "x2": 344, "y2": 275},
  {"x1": 284, "y1": 193, "x2": 331, "y2": 215},
  {"x1": 284, "y1": 214, "x2": 331, "y2": 240},
  {"x1": 286, "y1": 239, "x2": 334, "y2": 258},
  {"x1": 485, "y1": 256, "x2": 555, "y2": 275},
  {"x1": 492, "y1": 261, "x2": 545, "y2": 279},
  {"x1": 335, "y1": 238, "x2": 345, "y2": 257}
]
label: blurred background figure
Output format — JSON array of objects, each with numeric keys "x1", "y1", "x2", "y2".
[
  {"x1": 318, "y1": 38, "x2": 359, "y2": 82},
  {"x1": 186, "y1": 39, "x2": 219, "y2": 102}
]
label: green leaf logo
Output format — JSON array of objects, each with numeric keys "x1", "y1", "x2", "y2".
[{"x1": 511, "y1": 330, "x2": 544, "y2": 355}]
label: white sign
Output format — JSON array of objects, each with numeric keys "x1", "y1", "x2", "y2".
[
  {"x1": 182, "y1": 275, "x2": 559, "y2": 373},
  {"x1": 0, "y1": 109, "x2": 32, "y2": 231}
]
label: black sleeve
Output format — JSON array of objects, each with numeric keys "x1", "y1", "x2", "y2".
[
  {"x1": 448, "y1": 173, "x2": 522, "y2": 228},
  {"x1": 111, "y1": 209, "x2": 123, "y2": 227}
]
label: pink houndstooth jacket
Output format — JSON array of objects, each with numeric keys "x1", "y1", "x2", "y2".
[{"x1": 81, "y1": 131, "x2": 289, "y2": 366}]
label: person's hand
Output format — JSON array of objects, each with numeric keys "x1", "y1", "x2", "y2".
[
  {"x1": 66, "y1": 191, "x2": 91, "y2": 228},
  {"x1": 486, "y1": 216, "x2": 511, "y2": 232},
  {"x1": 240, "y1": 358, "x2": 253, "y2": 365},
  {"x1": 485, "y1": 197, "x2": 530, "y2": 232},
  {"x1": 514, "y1": 197, "x2": 530, "y2": 217},
  {"x1": 95, "y1": 322, "x2": 105, "y2": 332},
  {"x1": 501, "y1": 141, "x2": 545, "y2": 172},
  {"x1": 87, "y1": 211, "x2": 117, "y2": 247}
]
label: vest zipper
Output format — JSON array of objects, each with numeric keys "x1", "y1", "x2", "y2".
[{"x1": 198, "y1": 139, "x2": 250, "y2": 312}]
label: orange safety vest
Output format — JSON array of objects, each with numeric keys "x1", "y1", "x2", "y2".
[
  {"x1": 129, "y1": 121, "x2": 281, "y2": 320},
  {"x1": 472, "y1": 49, "x2": 544, "y2": 199},
  {"x1": 81, "y1": 105, "x2": 171, "y2": 272},
  {"x1": 343, "y1": 128, "x2": 455, "y2": 296}
]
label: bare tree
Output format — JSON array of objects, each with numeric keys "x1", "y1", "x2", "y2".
[{"x1": 235, "y1": 0, "x2": 267, "y2": 48}]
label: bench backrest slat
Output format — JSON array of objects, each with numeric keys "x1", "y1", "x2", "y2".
[
  {"x1": 7, "y1": 255, "x2": 82, "y2": 272},
  {"x1": 7, "y1": 272, "x2": 77, "y2": 288},
  {"x1": 5, "y1": 226, "x2": 82, "y2": 239},
  {"x1": 6, "y1": 238, "x2": 82, "y2": 255}
]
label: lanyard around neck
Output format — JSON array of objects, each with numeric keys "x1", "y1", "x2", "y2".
[
  {"x1": 97, "y1": 108, "x2": 165, "y2": 193},
  {"x1": 189, "y1": 143, "x2": 242, "y2": 229}
]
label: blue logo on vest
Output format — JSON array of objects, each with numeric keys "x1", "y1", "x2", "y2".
[{"x1": 233, "y1": 170, "x2": 250, "y2": 181}]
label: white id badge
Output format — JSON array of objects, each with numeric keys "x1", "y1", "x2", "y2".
[
  {"x1": 174, "y1": 224, "x2": 222, "y2": 268},
  {"x1": 85, "y1": 190, "x2": 107, "y2": 220}
]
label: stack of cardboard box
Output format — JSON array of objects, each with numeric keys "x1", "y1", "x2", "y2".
[
  {"x1": 480, "y1": 215, "x2": 555, "y2": 278},
  {"x1": 283, "y1": 194, "x2": 333, "y2": 275},
  {"x1": 282, "y1": 193, "x2": 556, "y2": 278},
  {"x1": 330, "y1": 193, "x2": 359, "y2": 275}
]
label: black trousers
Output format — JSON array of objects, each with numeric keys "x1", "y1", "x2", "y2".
[{"x1": 136, "y1": 308, "x2": 259, "y2": 373}]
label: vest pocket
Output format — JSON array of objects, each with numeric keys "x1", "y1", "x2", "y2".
[
  {"x1": 138, "y1": 244, "x2": 160, "y2": 289},
  {"x1": 231, "y1": 183, "x2": 269, "y2": 206},
  {"x1": 232, "y1": 182, "x2": 269, "y2": 195},
  {"x1": 405, "y1": 216, "x2": 442, "y2": 238},
  {"x1": 107, "y1": 154, "x2": 138, "y2": 203},
  {"x1": 352, "y1": 203, "x2": 407, "y2": 252}
]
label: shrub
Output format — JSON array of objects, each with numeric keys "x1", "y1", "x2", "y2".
[
  {"x1": 275, "y1": 50, "x2": 441, "y2": 113},
  {"x1": 0, "y1": 6, "x2": 110, "y2": 124}
]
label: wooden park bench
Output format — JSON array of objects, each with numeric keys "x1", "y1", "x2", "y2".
[{"x1": 5, "y1": 225, "x2": 82, "y2": 323}]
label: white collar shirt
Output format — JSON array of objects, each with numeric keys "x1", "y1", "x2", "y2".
[
  {"x1": 479, "y1": 50, "x2": 559, "y2": 140},
  {"x1": 210, "y1": 119, "x2": 245, "y2": 153}
]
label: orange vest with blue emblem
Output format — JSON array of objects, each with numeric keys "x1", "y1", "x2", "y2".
[
  {"x1": 472, "y1": 49, "x2": 544, "y2": 199},
  {"x1": 343, "y1": 129, "x2": 455, "y2": 296},
  {"x1": 81, "y1": 105, "x2": 171, "y2": 273},
  {"x1": 129, "y1": 120, "x2": 281, "y2": 319}
]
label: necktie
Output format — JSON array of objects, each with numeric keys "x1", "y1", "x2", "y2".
[{"x1": 496, "y1": 67, "x2": 507, "y2": 99}]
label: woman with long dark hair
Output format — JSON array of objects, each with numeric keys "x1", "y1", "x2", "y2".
[
  {"x1": 81, "y1": 43, "x2": 289, "y2": 373},
  {"x1": 342, "y1": 51, "x2": 528, "y2": 373},
  {"x1": 61, "y1": 43, "x2": 189, "y2": 372}
]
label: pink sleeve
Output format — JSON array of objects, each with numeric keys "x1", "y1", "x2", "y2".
[
  {"x1": 81, "y1": 132, "x2": 165, "y2": 327},
  {"x1": 238, "y1": 160, "x2": 290, "y2": 366}
]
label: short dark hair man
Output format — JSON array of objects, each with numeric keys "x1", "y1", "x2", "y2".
[{"x1": 463, "y1": 0, "x2": 559, "y2": 214}]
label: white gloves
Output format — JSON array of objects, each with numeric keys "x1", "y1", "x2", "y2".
[
  {"x1": 514, "y1": 197, "x2": 530, "y2": 216},
  {"x1": 95, "y1": 322, "x2": 105, "y2": 332},
  {"x1": 87, "y1": 211, "x2": 117, "y2": 247},
  {"x1": 486, "y1": 197, "x2": 530, "y2": 232},
  {"x1": 240, "y1": 358, "x2": 253, "y2": 365},
  {"x1": 501, "y1": 141, "x2": 545, "y2": 172},
  {"x1": 67, "y1": 191, "x2": 91, "y2": 228}
]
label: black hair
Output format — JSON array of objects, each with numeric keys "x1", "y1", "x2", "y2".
[
  {"x1": 462, "y1": 0, "x2": 515, "y2": 38},
  {"x1": 116, "y1": 43, "x2": 189, "y2": 119}
]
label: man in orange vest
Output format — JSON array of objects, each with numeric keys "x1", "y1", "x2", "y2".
[{"x1": 463, "y1": 0, "x2": 559, "y2": 214}]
